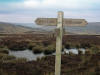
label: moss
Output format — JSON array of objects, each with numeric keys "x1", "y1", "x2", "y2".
[
  {"x1": 85, "y1": 49, "x2": 92, "y2": 55},
  {"x1": 0, "y1": 50, "x2": 9, "y2": 54},
  {"x1": 32, "y1": 45, "x2": 45, "y2": 54},
  {"x1": 0, "y1": 54, "x2": 16, "y2": 64},
  {"x1": 90, "y1": 46, "x2": 100, "y2": 54},
  {"x1": 10, "y1": 47, "x2": 26, "y2": 51},
  {"x1": 0, "y1": 45, "x2": 6, "y2": 48},
  {"x1": 43, "y1": 45, "x2": 55, "y2": 55},
  {"x1": 0, "y1": 53, "x2": 8, "y2": 59},
  {"x1": 0, "y1": 47, "x2": 9, "y2": 54},
  {"x1": 28, "y1": 42, "x2": 37, "y2": 50},
  {"x1": 8, "y1": 42, "x2": 27, "y2": 51},
  {"x1": 65, "y1": 43, "x2": 71, "y2": 49},
  {"x1": 14, "y1": 58, "x2": 27, "y2": 63},
  {"x1": 78, "y1": 50, "x2": 83, "y2": 55},
  {"x1": 80, "y1": 43, "x2": 91, "y2": 49},
  {"x1": 36, "y1": 57, "x2": 41, "y2": 61},
  {"x1": 43, "y1": 50, "x2": 53, "y2": 55},
  {"x1": 2, "y1": 55, "x2": 16, "y2": 61},
  {"x1": 3, "y1": 58, "x2": 27, "y2": 64},
  {"x1": 75, "y1": 44, "x2": 80, "y2": 49}
]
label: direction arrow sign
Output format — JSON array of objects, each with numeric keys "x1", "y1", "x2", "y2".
[
  {"x1": 35, "y1": 18, "x2": 87, "y2": 26},
  {"x1": 35, "y1": 18, "x2": 57, "y2": 26}
]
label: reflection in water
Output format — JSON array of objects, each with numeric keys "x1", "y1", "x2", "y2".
[{"x1": 9, "y1": 50, "x2": 45, "y2": 61}]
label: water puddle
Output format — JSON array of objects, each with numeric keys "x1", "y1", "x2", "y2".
[
  {"x1": 9, "y1": 50, "x2": 45, "y2": 61},
  {"x1": 9, "y1": 48, "x2": 85, "y2": 61}
]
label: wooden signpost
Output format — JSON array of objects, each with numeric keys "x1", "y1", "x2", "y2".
[
  {"x1": 35, "y1": 18, "x2": 87, "y2": 26},
  {"x1": 35, "y1": 11, "x2": 88, "y2": 75}
]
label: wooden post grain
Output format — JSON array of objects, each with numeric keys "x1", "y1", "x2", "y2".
[{"x1": 55, "y1": 11, "x2": 63, "y2": 75}]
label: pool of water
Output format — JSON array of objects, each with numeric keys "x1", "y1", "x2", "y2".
[
  {"x1": 9, "y1": 48, "x2": 85, "y2": 61},
  {"x1": 9, "y1": 50, "x2": 45, "y2": 61}
]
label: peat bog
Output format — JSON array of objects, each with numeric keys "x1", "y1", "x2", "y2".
[{"x1": 0, "y1": 34, "x2": 100, "y2": 75}]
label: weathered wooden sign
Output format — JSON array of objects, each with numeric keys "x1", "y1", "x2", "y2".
[
  {"x1": 35, "y1": 11, "x2": 88, "y2": 75},
  {"x1": 35, "y1": 18, "x2": 87, "y2": 26},
  {"x1": 35, "y1": 18, "x2": 57, "y2": 26}
]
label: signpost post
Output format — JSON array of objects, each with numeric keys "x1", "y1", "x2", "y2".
[
  {"x1": 55, "y1": 11, "x2": 63, "y2": 75},
  {"x1": 35, "y1": 11, "x2": 88, "y2": 75}
]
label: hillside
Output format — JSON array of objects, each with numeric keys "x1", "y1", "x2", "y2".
[
  {"x1": 0, "y1": 22, "x2": 75, "y2": 34},
  {"x1": 0, "y1": 22, "x2": 33, "y2": 34},
  {"x1": 1, "y1": 22, "x2": 100, "y2": 35},
  {"x1": 17, "y1": 22, "x2": 100, "y2": 35}
]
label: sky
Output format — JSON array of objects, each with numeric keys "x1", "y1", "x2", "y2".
[{"x1": 0, "y1": 0, "x2": 100, "y2": 23}]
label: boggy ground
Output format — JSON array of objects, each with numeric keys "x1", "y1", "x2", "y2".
[
  {"x1": 1, "y1": 34, "x2": 100, "y2": 50},
  {"x1": 0, "y1": 34, "x2": 100, "y2": 75},
  {"x1": 0, "y1": 53, "x2": 100, "y2": 75}
]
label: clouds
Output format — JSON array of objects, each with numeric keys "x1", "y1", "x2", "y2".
[
  {"x1": 0, "y1": 0, "x2": 100, "y2": 23},
  {"x1": 23, "y1": 0, "x2": 100, "y2": 9},
  {"x1": 0, "y1": 13, "x2": 34, "y2": 23},
  {"x1": 24, "y1": 0, "x2": 40, "y2": 8},
  {"x1": 23, "y1": 0, "x2": 83, "y2": 9},
  {"x1": 0, "y1": 0, "x2": 24, "y2": 3},
  {"x1": 1, "y1": 0, "x2": 100, "y2": 10}
]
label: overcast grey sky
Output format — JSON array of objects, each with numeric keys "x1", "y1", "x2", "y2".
[{"x1": 0, "y1": 0, "x2": 100, "y2": 23}]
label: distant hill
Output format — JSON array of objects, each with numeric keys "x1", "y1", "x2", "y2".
[
  {"x1": 16, "y1": 22, "x2": 100, "y2": 35},
  {"x1": 0, "y1": 22, "x2": 100, "y2": 35},
  {"x1": 0, "y1": 22, "x2": 33, "y2": 34},
  {"x1": 65, "y1": 22, "x2": 100, "y2": 35},
  {"x1": 0, "y1": 22, "x2": 75, "y2": 34},
  {"x1": 0, "y1": 22, "x2": 56, "y2": 34}
]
